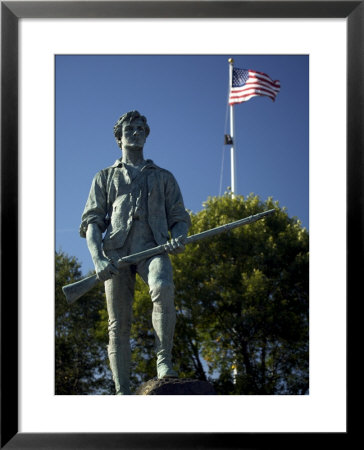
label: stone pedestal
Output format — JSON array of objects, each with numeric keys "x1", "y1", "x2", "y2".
[{"x1": 135, "y1": 377, "x2": 216, "y2": 395}]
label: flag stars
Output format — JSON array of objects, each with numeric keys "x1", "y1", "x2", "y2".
[{"x1": 233, "y1": 68, "x2": 249, "y2": 87}]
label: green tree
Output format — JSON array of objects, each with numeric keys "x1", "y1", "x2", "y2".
[
  {"x1": 171, "y1": 193, "x2": 309, "y2": 394},
  {"x1": 55, "y1": 251, "x2": 113, "y2": 394}
]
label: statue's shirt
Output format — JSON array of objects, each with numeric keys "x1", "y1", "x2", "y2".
[{"x1": 80, "y1": 158, "x2": 191, "y2": 251}]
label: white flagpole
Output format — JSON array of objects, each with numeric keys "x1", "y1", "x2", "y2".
[{"x1": 228, "y1": 58, "x2": 237, "y2": 198}]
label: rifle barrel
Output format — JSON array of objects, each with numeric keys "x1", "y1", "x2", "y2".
[{"x1": 185, "y1": 209, "x2": 275, "y2": 244}]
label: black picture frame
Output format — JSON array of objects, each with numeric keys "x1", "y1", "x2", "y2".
[{"x1": 1, "y1": 1, "x2": 360, "y2": 448}]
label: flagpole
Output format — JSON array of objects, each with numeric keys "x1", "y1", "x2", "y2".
[{"x1": 228, "y1": 58, "x2": 237, "y2": 198}]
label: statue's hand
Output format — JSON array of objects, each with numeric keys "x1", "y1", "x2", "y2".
[
  {"x1": 94, "y1": 257, "x2": 119, "y2": 281},
  {"x1": 164, "y1": 236, "x2": 186, "y2": 255}
]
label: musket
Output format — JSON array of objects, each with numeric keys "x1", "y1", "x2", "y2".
[{"x1": 62, "y1": 209, "x2": 275, "y2": 304}]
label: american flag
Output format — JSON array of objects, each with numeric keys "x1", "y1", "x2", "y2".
[{"x1": 229, "y1": 68, "x2": 280, "y2": 105}]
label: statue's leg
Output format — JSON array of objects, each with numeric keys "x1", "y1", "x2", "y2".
[
  {"x1": 104, "y1": 265, "x2": 135, "y2": 395},
  {"x1": 139, "y1": 254, "x2": 177, "y2": 379}
]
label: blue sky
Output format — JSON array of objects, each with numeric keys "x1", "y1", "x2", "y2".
[{"x1": 56, "y1": 54, "x2": 308, "y2": 274}]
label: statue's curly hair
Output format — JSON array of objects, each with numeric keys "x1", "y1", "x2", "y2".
[{"x1": 113, "y1": 110, "x2": 150, "y2": 141}]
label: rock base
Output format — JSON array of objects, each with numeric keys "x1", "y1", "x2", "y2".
[{"x1": 135, "y1": 377, "x2": 216, "y2": 395}]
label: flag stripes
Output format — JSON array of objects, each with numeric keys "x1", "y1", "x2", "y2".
[{"x1": 229, "y1": 68, "x2": 280, "y2": 105}]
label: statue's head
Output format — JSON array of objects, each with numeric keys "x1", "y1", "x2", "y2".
[{"x1": 113, "y1": 110, "x2": 150, "y2": 150}]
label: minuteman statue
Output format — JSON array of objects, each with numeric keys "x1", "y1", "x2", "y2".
[{"x1": 80, "y1": 111, "x2": 191, "y2": 395}]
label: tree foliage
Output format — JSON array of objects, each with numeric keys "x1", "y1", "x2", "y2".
[
  {"x1": 171, "y1": 194, "x2": 309, "y2": 394},
  {"x1": 55, "y1": 251, "x2": 113, "y2": 394}
]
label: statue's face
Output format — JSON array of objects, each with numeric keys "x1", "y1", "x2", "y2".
[{"x1": 120, "y1": 117, "x2": 147, "y2": 150}]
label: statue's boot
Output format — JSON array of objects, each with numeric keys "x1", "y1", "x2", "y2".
[
  {"x1": 108, "y1": 341, "x2": 132, "y2": 395},
  {"x1": 152, "y1": 310, "x2": 178, "y2": 379}
]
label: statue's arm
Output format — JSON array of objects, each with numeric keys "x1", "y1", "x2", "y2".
[
  {"x1": 170, "y1": 221, "x2": 189, "y2": 240},
  {"x1": 86, "y1": 223, "x2": 118, "y2": 281},
  {"x1": 165, "y1": 221, "x2": 189, "y2": 255},
  {"x1": 80, "y1": 171, "x2": 109, "y2": 238},
  {"x1": 163, "y1": 172, "x2": 191, "y2": 254},
  {"x1": 80, "y1": 171, "x2": 117, "y2": 281}
]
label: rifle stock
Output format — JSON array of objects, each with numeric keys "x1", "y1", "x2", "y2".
[
  {"x1": 62, "y1": 274, "x2": 98, "y2": 304},
  {"x1": 62, "y1": 209, "x2": 275, "y2": 304}
]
